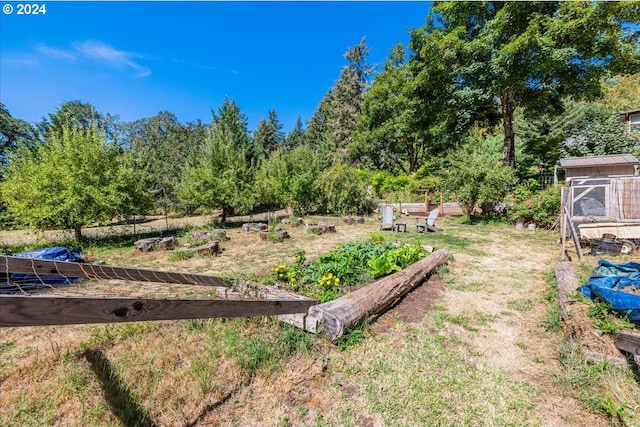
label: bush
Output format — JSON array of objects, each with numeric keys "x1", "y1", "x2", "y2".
[
  {"x1": 316, "y1": 164, "x2": 374, "y2": 215},
  {"x1": 444, "y1": 145, "x2": 517, "y2": 217},
  {"x1": 508, "y1": 185, "x2": 561, "y2": 228}
]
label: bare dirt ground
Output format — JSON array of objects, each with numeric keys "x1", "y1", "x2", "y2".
[{"x1": 1, "y1": 216, "x2": 636, "y2": 426}]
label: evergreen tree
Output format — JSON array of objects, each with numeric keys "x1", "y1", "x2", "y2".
[
  {"x1": 212, "y1": 98, "x2": 261, "y2": 166},
  {"x1": 254, "y1": 109, "x2": 284, "y2": 157},
  {"x1": 283, "y1": 116, "x2": 307, "y2": 152}
]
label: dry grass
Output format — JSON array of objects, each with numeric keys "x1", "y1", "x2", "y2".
[{"x1": 1, "y1": 216, "x2": 638, "y2": 426}]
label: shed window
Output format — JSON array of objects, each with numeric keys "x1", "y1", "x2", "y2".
[{"x1": 630, "y1": 114, "x2": 640, "y2": 132}]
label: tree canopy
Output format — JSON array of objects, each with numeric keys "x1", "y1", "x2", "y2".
[
  {"x1": 426, "y1": 1, "x2": 640, "y2": 167},
  {"x1": 0, "y1": 123, "x2": 144, "y2": 240}
]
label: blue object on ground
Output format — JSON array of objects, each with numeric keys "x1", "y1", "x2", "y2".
[
  {"x1": 579, "y1": 260, "x2": 640, "y2": 325},
  {"x1": 1, "y1": 247, "x2": 84, "y2": 292}
]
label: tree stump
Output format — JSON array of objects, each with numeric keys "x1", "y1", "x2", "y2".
[
  {"x1": 309, "y1": 249, "x2": 450, "y2": 340},
  {"x1": 319, "y1": 223, "x2": 336, "y2": 233},
  {"x1": 259, "y1": 231, "x2": 269, "y2": 241},
  {"x1": 344, "y1": 216, "x2": 355, "y2": 225},
  {"x1": 276, "y1": 229, "x2": 290, "y2": 240},
  {"x1": 196, "y1": 241, "x2": 219, "y2": 256},
  {"x1": 211, "y1": 229, "x2": 228, "y2": 240},
  {"x1": 355, "y1": 217, "x2": 365, "y2": 224},
  {"x1": 134, "y1": 238, "x2": 160, "y2": 252},
  {"x1": 306, "y1": 225, "x2": 323, "y2": 234},
  {"x1": 159, "y1": 236, "x2": 177, "y2": 250},
  {"x1": 291, "y1": 219, "x2": 304, "y2": 227}
]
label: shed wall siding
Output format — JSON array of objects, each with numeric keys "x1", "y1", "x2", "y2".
[{"x1": 565, "y1": 165, "x2": 636, "y2": 181}]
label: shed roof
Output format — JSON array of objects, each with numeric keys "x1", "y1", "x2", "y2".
[{"x1": 559, "y1": 154, "x2": 640, "y2": 169}]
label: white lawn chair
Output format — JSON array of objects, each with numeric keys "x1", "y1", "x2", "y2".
[{"x1": 379, "y1": 205, "x2": 395, "y2": 231}]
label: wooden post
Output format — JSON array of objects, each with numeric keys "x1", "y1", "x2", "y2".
[
  {"x1": 425, "y1": 192, "x2": 428, "y2": 214},
  {"x1": 564, "y1": 206, "x2": 584, "y2": 261},
  {"x1": 561, "y1": 187, "x2": 566, "y2": 259},
  {"x1": 308, "y1": 249, "x2": 449, "y2": 340},
  {"x1": 440, "y1": 192, "x2": 444, "y2": 214}
]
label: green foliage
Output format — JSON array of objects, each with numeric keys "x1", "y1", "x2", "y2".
[
  {"x1": 508, "y1": 185, "x2": 561, "y2": 228},
  {"x1": 282, "y1": 116, "x2": 307, "y2": 152},
  {"x1": 0, "y1": 102, "x2": 37, "y2": 170},
  {"x1": 316, "y1": 164, "x2": 373, "y2": 215},
  {"x1": 0, "y1": 124, "x2": 144, "y2": 240},
  {"x1": 254, "y1": 109, "x2": 284, "y2": 157},
  {"x1": 178, "y1": 120, "x2": 255, "y2": 223},
  {"x1": 302, "y1": 242, "x2": 394, "y2": 288},
  {"x1": 307, "y1": 38, "x2": 372, "y2": 167},
  {"x1": 127, "y1": 111, "x2": 204, "y2": 213},
  {"x1": 236, "y1": 338, "x2": 275, "y2": 377},
  {"x1": 588, "y1": 301, "x2": 636, "y2": 334},
  {"x1": 353, "y1": 34, "x2": 467, "y2": 174},
  {"x1": 428, "y1": 1, "x2": 640, "y2": 167},
  {"x1": 368, "y1": 245, "x2": 425, "y2": 278},
  {"x1": 256, "y1": 146, "x2": 321, "y2": 215},
  {"x1": 336, "y1": 326, "x2": 367, "y2": 350},
  {"x1": 168, "y1": 250, "x2": 194, "y2": 262},
  {"x1": 559, "y1": 101, "x2": 640, "y2": 159},
  {"x1": 443, "y1": 144, "x2": 517, "y2": 217}
]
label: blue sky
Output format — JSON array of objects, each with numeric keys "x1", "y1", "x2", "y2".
[{"x1": 1, "y1": 1, "x2": 431, "y2": 133}]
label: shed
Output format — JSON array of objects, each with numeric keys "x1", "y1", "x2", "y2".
[
  {"x1": 620, "y1": 109, "x2": 640, "y2": 133},
  {"x1": 559, "y1": 154, "x2": 639, "y2": 183}
]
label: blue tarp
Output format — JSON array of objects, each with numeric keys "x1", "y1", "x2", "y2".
[
  {"x1": 1, "y1": 247, "x2": 84, "y2": 292},
  {"x1": 579, "y1": 260, "x2": 640, "y2": 325}
]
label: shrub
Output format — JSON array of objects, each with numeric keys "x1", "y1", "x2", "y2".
[
  {"x1": 508, "y1": 185, "x2": 561, "y2": 228},
  {"x1": 444, "y1": 146, "x2": 517, "y2": 217},
  {"x1": 316, "y1": 164, "x2": 374, "y2": 215}
]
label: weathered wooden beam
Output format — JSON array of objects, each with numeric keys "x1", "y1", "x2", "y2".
[
  {"x1": 1, "y1": 255, "x2": 230, "y2": 288},
  {"x1": 554, "y1": 261, "x2": 579, "y2": 317},
  {"x1": 615, "y1": 332, "x2": 640, "y2": 363},
  {"x1": 0, "y1": 295, "x2": 318, "y2": 327},
  {"x1": 309, "y1": 249, "x2": 450, "y2": 340},
  {"x1": 564, "y1": 207, "x2": 584, "y2": 261}
]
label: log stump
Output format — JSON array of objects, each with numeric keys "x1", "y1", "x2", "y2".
[
  {"x1": 319, "y1": 223, "x2": 336, "y2": 233},
  {"x1": 196, "y1": 241, "x2": 220, "y2": 256},
  {"x1": 276, "y1": 229, "x2": 290, "y2": 240},
  {"x1": 159, "y1": 236, "x2": 177, "y2": 250},
  {"x1": 134, "y1": 238, "x2": 160, "y2": 252}
]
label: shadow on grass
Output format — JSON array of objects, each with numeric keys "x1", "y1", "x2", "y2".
[{"x1": 84, "y1": 349, "x2": 157, "y2": 427}]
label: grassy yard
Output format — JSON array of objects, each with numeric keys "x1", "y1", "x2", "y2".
[{"x1": 1, "y1": 216, "x2": 639, "y2": 426}]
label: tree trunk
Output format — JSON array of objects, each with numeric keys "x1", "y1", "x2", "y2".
[
  {"x1": 500, "y1": 93, "x2": 516, "y2": 167},
  {"x1": 73, "y1": 225, "x2": 83, "y2": 241},
  {"x1": 308, "y1": 249, "x2": 449, "y2": 340}
]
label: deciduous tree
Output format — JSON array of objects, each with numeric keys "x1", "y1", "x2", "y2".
[
  {"x1": 0, "y1": 124, "x2": 143, "y2": 240},
  {"x1": 178, "y1": 122, "x2": 255, "y2": 224},
  {"x1": 429, "y1": 1, "x2": 640, "y2": 167}
]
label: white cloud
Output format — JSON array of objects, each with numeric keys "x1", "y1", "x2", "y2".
[
  {"x1": 73, "y1": 40, "x2": 151, "y2": 77},
  {"x1": 36, "y1": 44, "x2": 76, "y2": 61},
  {"x1": 4, "y1": 55, "x2": 39, "y2": 67}
]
